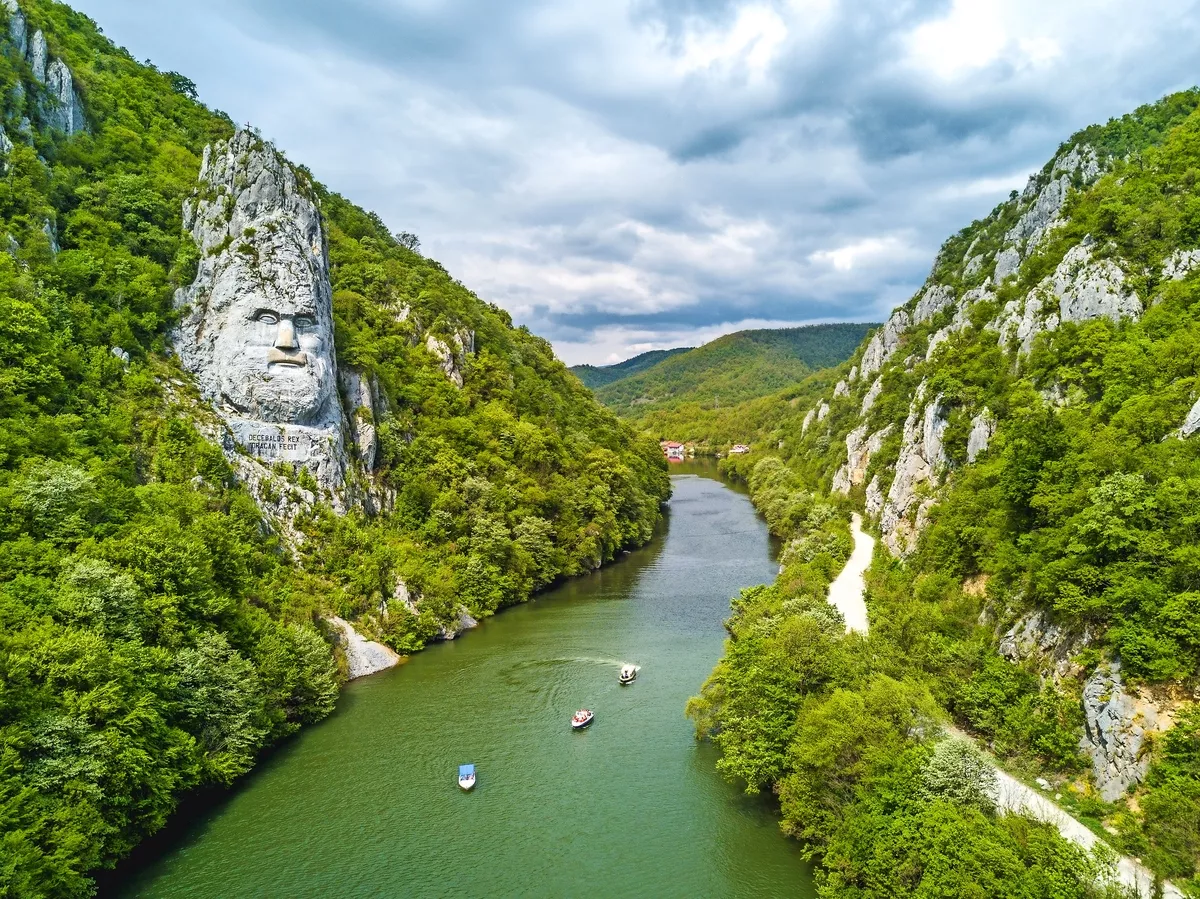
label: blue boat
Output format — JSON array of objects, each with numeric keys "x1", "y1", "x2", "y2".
[{"x1": 458, "y1": 764, "x2": 476, "y2": 791}]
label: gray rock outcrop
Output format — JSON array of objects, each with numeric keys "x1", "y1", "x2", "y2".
[
  {"x1": 801, "y1": 408, "x2": 816, "y2": 434},
  {"x1": 437, "y1": 606, "x2": 479, "y2": 641},
  {"x1": 1052, "y1": 243, "x2": 1142, "y2": 325},
  {"x1": 1080, "y1": 660, "x2": 1171, "y2": 802},
  {"x1": 995, "y1": 247, "x2": 1022, "y2": 281},
  {"x1": 1163, "y1": 249, "x2": 1200, "y2": 281},
  {"x1": 327, "y1": 616, "x2": 400, "y2": 679},
  {"x1": 43, "y1": 58, "x2": 85, "y2": 134},
  {"x1": 996, "y1": 608, "x2": 1093, "y2": 681},
  {"x1": 174, "y1": 130, "x2": 349, "y2": 500},
  {"x1": 865, "y1": 474, "x2": 885, "y2": 518},
  {"x1": 991, "y1": 241, "x2": 1140, "y2": 356},
  {"x1": 832, "y1": 424, "x2": 893, "y2": 495},
  {"x1": 966, "y1": 409, "x2": 995, "y2": 462},
  {"x1": 1, "y1": 2, "x2": 87, "y2": 135},
  {"x1": 816, "y1": 401, "x2": 830, "y2": 422},
  {"x1": 880, "y1": 387, "x2": 949, "y2": 556},
  {"x1": 340, "y1": 368, "x2": 380, "y2": 470},
  {"x1": 833, "y1": 379, "x2": 849, "y2": 399},
  {"x1": 914, "y1": 284, "x2": 955, "y2": 325},
  {"x1": 1005, "y1": 145, "x2": 1102, "y2": 255},
  {"x1": 425, "y1": 330, "x2": 473, "y2": 388},
  {"x1": 1181, "y1": 397, "x2": 1200, "y2": 438},
  {"x1": 860, "y1": 309, "x2": 910, "y2": 378},
  {"x1": 861, "y1": 376, "x2": 883, "y2": 415},
  {"x1": 1006, "y1": 173, "x2": 1070, "y2": 249}
]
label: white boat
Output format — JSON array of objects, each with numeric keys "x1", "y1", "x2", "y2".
[
  {"x1": 571, "y1": 709, "x2": 594, "y2": 729},
  {"x1": 458, "y1": 764, "x2": 476, "y2": 791},
  {"x1": 619, "y1": 665, "x2": 637, "y2": 685}
]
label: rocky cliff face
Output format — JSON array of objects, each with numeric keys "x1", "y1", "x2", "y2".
[
  {"x1": 175, "y1": 131, "x2": 352, "y2": 508},
  {"x1": 1, "y1": 0, "x2": 86, "y2": 137},
  {"x1": 1079, "y1": 660, "x2": 1173, "y2": 802},
  {"x1": 172, "y1": 130, "x2": 406, "y2": 528},
  {"x1": 809, "y1": 139, "x2": 1126, "y2": 559},
  {"x1": 878, "y1": 386, "x2": 948, "y2": 555}
]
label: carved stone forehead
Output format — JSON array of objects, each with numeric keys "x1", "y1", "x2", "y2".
[{"x1": 190, "y1": 130, "x2": 326, "y2": 261}]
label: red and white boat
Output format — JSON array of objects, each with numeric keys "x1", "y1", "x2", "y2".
[{"x1": 570, "y1": 709, "x2": 594, "y2": 729}]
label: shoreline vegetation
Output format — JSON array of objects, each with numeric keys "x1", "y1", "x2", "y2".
[
  {"x1": 0, "y1": 1, "x2": 668, "y2": 895},
  {"x1": 672, "y1": 89, "x2": 1200, "y2": 897},
  {"x1": 686, "y1": 457, "x2": 1154, "y2": 898}
]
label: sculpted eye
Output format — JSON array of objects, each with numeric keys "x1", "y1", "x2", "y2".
[
  {"x1": 294, "y1": 315, "x2": 315, "y2": 328},
  {"x1": 254, "y1": 310, "x2": 279, "y2": 325}
]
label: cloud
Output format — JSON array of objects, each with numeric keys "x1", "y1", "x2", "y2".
[{"x1": 70, "y1": 0, "x2": 1200, "y2": 364}]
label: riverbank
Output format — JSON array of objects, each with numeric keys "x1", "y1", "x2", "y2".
[
  {"x1": 815, "y1": 516, "x2": 1180, "y2": 899},
  {"x1": 105, "y1": 471, "x2": 814, "y2": 898}
]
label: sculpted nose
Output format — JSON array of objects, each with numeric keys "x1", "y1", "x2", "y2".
[{"x1": 275, "y1": 318, "x2": 297, "y2": 350}]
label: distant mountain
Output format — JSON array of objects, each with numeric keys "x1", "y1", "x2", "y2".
[
  {"x1": 570, "y1": 347, "x2": 693, "y2": 388},
  {"x1": 586, "y1": 323, "x2": 876, "y2": 418}
]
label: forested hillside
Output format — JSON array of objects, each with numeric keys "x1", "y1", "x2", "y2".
[
  {"x1": 0, "y1": 1, "x2": 668, "y2": 895},
  {"x1": 569, "y1": 347, "x2": 691, "y2": 388},
  {"x1": 585, "y1": 323, "x2": 873, "y2": 419},
  {"x1": 687, "y1": 89, "x2": 1200, "y2": 895}
]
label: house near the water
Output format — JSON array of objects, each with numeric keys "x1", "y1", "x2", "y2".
[
  {"x1": 729, "y1": 444, "x2": 751, "y2": 455},
  {"x1": 661, "y1": 441, "x2": 686, "y2": 461}
]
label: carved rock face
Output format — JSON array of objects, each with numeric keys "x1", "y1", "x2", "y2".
[{"x1": 177, "y1": 131, "x2": 339, "y2": 429}]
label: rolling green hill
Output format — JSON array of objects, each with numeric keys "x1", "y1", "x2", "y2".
[
  {"x1": 0, "y1": 1, "x2": 668, "y2": 894},
  {"x1": 685, "y1": 88, "x2": 1200, "y2": 893},
  {"x1": 588, "y1": 323, "x2": 875, "y2": 418},
  {"x1": 570, "y1": 347, "x2": 693, "y2": 388}
]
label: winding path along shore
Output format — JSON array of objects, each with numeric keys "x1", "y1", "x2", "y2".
[
  {"x1": 834, "y1": 516, "x2": 1180, "y2": 898},
  {"x1": 826, "y1": 513, "x2": 872, "y2": 633}
]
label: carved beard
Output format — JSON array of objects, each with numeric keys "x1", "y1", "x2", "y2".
[{"x1": 232, "y1": 354, "x2": 335, "y2": 425}]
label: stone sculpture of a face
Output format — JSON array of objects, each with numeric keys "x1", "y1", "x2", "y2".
[
  {"x1": 175, "y1": 130, "x2": 342, "y2": 432},
  {"x1": 201, "y1": 227, "x2": 337, "y2": 426}
]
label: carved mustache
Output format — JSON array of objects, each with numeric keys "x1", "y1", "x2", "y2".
[{"x1": 268, "y1": 347, "x2": 309, "y2": 366}]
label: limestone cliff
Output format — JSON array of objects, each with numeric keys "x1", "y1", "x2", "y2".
[{"x1": 1, "y1": 0, "x2": 86, "y2": 136}]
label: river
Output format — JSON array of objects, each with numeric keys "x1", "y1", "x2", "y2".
[{"x1": 107, "y1": 463, "x2": 816, "y2": 899}]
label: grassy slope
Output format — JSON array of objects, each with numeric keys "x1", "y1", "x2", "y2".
[{"x1": 592, "y1": 323, "x2": 875, "y2": 418}]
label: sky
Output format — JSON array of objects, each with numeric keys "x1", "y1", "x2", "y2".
[{"x1": 70, "y1": 0, "x2": 1200, "y2": 365}]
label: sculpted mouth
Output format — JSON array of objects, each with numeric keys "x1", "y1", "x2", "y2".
[{"x1": 268, "y1": 348, "x2": 309, "y2": 367}]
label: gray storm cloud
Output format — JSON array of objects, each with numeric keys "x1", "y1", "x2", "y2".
[{"x1": 72, "y1": 0, "x2": 1200, "y2": 363}]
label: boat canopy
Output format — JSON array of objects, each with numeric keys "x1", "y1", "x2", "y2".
[{"x1": 459, "y1": 764, "x2": 475, "y2": 777}]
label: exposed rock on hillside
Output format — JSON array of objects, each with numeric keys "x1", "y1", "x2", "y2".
[
  {"x1": 832, "y1": 424, "x2": 892, "y2": 495},
  {"x1": 861, "y1": 376, "x2": 882, "y2": 414},
  {"x1": 1080, "y1": 660, "x2": 1172, "y2": 802},
  {"x1": 327, "y1": 616, "x2": 401, "y2": 679},
  {"x1": 175, "y1": 130, "x2": 351, "y2": 505},
  {"x1": 861, "y1": 309, "x2": 910, "y2": 378},
  {"x1": 1005, "y1": 145, "x2": 1102, "y2": 257},
  {"x1": 1181, "y1": 396, "x2": 1200, "y2": 438},
  {"x1": 1163, "y1": 248, "x2": 1200, "y2": 281},
  {"x1": 426, "y1": 330, "x2": 474, "y2": 388},
  {"x1": 966, "y1": 409, "x2": 995, "y2": 463},
  {"x1": 994, "y1": 247, "x2": 1021, "y2": 281},
  {"x1": 1, "y1": 0, "x2": 86, "y2": 135},
  {"x1": 879, "y1": 387, "x2": 948, "y2": 555},
  {"x1": 340, "y1": 368, "x2": 380, "y2": 470},
  {"x1": 1052, "y1": 243, "x2": 1142, "y2": 324}
]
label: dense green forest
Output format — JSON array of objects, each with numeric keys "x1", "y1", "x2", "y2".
[
  {"x1": 585, "y1": 323, "x2": 873, "y2": 419},
  {"x1": 684, "y1": 90, "x2": 1200, "y2": 895},
  {"x1": 569, "y1": 346, "x2": 692, "y2": 388},
  {"x1": 0, "y1": 1, "x2": 667, "y2": 896}
]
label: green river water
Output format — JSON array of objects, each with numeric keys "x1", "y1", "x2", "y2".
[{"x1": 107, "y1": 464, "x2": 816, "y2": 898}]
